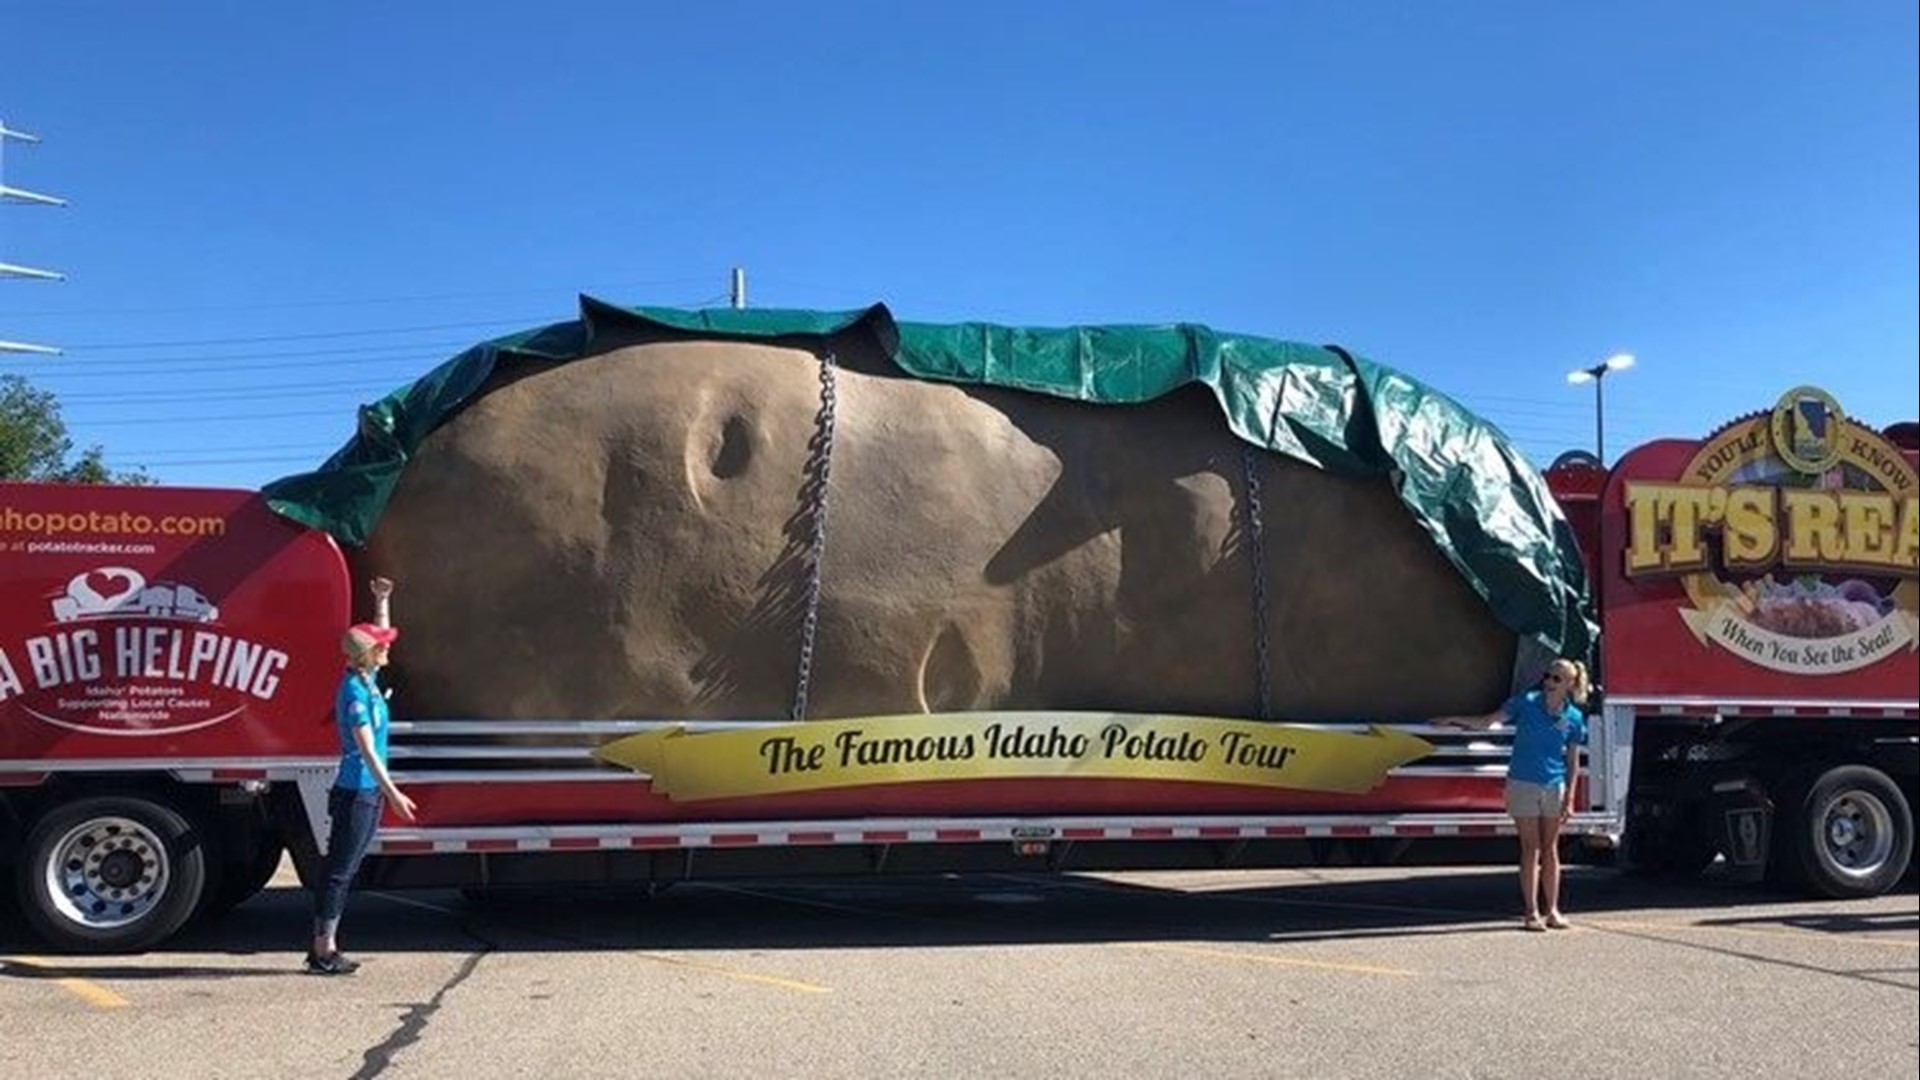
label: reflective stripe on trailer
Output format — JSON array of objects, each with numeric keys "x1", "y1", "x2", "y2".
[
  {"x1": 0, "y1": 758, "x2": 336, "y2": 779},
  {"x1": 1719, "y1": 704, "x2": 1917, "y2": 719},
  {"x1": 369, "y1": 815, "x2": 1612, "y2": 855},
  {"x1": 174, "y1": 768, "x2": 274, "y2": 783},
  {"x1": 1634, "y1": 702, "x2": 1919, "y2": 719}
]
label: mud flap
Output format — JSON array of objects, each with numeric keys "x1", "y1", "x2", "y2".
[
  {"x1": 1710, "y1": 781, "x2": 1773, "y2": 883},
  {"x1": 268, "y1": 783, "x2": 327, "y2": 891}
]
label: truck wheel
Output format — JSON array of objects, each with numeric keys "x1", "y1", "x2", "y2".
[
  {"x1": 1782, "y1": 765, "x2": 1914, "y2": 899},
  {"x1": 14, "y1": 796, "x2": 210, "y2": 954},
  {"x1": 1626, "y1": 812, "x2": 1719, "y2": 878},
  {"x1": 1635, "y1": 803, "x2": 1728, "y2": 880},
  {"x1": 205, "y1": 836, "x2": 287, "y2": 917}
]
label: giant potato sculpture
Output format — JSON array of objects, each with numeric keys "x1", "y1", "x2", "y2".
[{"x1": 343, "y1": 317, "x2": 1525, "y2": 726}]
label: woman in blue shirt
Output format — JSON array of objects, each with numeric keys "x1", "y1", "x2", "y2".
[
  {"x1": 306, "y1": 576, "x2": 418, "y2": 975},
  {"x1": 1438, "y1": 658, "x2": 1590, "y2": 932}
]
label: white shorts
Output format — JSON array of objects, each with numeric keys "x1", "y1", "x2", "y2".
[{"x1": 1505, "y1": 779, "x2": 1564, "y2": 818}]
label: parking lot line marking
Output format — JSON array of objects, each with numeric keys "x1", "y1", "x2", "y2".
[
  {"x1": 1, "y1": 957, "x2": 129, "y2": 1010},
  {"x1": 1122, "y1": 942, "x2": 1417, "y2": 977},
  {"x1": 633, "y1": 951, "x2": 831, "y2": 994},
  {"x1": 1590, "y1": 919, "x2": 1920, "y2": 950}
]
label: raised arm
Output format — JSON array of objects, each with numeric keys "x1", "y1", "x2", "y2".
[{"x1": 369, "y1": 576, "x2": 394, "y2": 629}]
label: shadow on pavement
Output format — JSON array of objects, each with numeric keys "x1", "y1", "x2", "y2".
[
  {"x1": 5, "y1": 862, "x2": 1911, "y2": 960},
  {"x1": 1, "y1": 956, "x2": 291, "y2": 982}
]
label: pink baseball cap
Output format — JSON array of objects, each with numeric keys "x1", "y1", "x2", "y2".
[{"x1": 342, "y1": 623, "x2": 399, "y2": 656}]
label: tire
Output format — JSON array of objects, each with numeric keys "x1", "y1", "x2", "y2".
[
  {"x1": 1780, "y1": 765, "x2": 1914, "y2": 899},
  {"x1": 0, "y1": 868, "x2": 20, "y2": 930},
  {"x1": 1626, "y1": 811, "x2": 1720, "y2": 879},
  {"x1": 204, "y1": 835, "x2": 287, "y2": 917},
  {"x1": 13, "y1": 795, "x2": 211, "y2": 954}
]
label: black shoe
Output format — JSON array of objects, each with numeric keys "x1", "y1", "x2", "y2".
[{"x1": 305, "y1": 951, "x2": 361, "y2": 975}]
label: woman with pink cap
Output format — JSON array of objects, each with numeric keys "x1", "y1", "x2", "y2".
[{"x1": 306, "y1": 576, "x2": 417, "y2": 975}]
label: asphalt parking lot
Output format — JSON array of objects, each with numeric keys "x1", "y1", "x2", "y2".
[{"x1": 3, "y1": 863, "x2": 1915, "y2": 1079}]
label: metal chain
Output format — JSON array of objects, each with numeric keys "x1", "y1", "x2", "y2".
[
  {"x1": 791, "y1": 351, "x2": 839, "y2": 722},
  {"x1": 1240, "y1": 444, "x2": 1273, "y2": 721}
]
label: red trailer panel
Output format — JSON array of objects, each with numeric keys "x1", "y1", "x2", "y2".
[
  {"x1": 0, "y1": 484, "x2": 351, "y2": 765},
  {"x1": 1598, "y1": 387, "x2": 1918, "y2": 706}
]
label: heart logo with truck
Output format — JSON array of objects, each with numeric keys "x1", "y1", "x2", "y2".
[
  {"x1": 1, "y1": 566, "x2": 286, "y2": 736},
  {"x1": 79, "y1": 569, "x2": 142, "y2": 611}
]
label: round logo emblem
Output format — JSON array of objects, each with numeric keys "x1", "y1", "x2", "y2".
[{"x1": 1769, "y1": 385, "x2": 1846, "y2": 476}]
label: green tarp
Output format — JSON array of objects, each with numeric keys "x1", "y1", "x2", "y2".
[{"x1": 262, "y1": 297, "x2": 1596, "y2": 662}]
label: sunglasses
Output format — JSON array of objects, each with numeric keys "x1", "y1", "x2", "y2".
[{"x1": 1543, "y1": 672, "x2": 1567, "y2": 684}]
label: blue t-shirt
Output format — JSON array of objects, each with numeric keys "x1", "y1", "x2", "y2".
[
  {"x1": 1503, "y1": 689, "x2": 1586, "y2": 787},
  {"x1": 333, "y1": 670, "x2": 390, "y2": 793}
]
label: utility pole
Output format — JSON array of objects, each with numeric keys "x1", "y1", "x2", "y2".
[
  {"x1": 1, "y1": 116, "x2": 67, "y2": 357},
  {"x1": 729, "y1": 266, "x2": 747, "y2": 309}
]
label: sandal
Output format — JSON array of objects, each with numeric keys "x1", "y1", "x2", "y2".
[
  {"x1": 1522, "y1": 915, "x2": 1548, "y2": 933},
  {"x1": 1545, "y1": 913, "x2": 1572, "y2": 930}
]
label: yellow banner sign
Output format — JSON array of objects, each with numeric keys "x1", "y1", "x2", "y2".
[
  {"x1": 1679, "y1": 597, "x2": 1919, "y2": 675},
  {"x1": 595, "y1": 712, "x2": 1434, "y2": 803}
]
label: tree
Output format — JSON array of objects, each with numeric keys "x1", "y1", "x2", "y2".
[{"x1": 0, "y1": 373, "x2": 153, "y2": 484}]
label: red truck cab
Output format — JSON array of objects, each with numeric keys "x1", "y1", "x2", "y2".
[
  {"x1": 1, "y1": 486, "x2": 349, "y2": 948},
  {"x1": 1546, "y1": 392, "x2": 1918, "y2": 893}
]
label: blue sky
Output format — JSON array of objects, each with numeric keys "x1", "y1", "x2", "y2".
[{"x1": 2, "y1": 1, "x2": 1914, "y2": 487}]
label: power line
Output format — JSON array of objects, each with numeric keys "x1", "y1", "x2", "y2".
[
  {"x1": 96, "y1": 430, "x2": 1595, "y2": 474},
  {"x1": 36, "y1": 373, "x2": 1694, "y2": 421},
  {"x1": 62, "y1": 316, "x2": 559, "y2": 351},
  {"x1": 44, "y1": 290, "x2": 734, "y2": 353},
  {"x1": 58, "y1": 377, "x2": 399, "y2": 404},
  {"x1": 9, "y1": 290, "x2": 747, "y2": 372},
  {"x1": 72, "y1": 408, "x2": 362, "y2": 427},
  {"x1": 14, "y1": 344, "x2": 477, "y2": 379},
  {"x1": 748, "y1": 275, "x2": 883, "y2": 303},
  {"x1": 125, "y1": 454, "x2": 330, "y2": 469},
  {"x1": 19, "y1": 358, "x2": 1692, "y2": 418},
  {"x1": 48, "y1": 385, "x2": 1673, "y2": 421},
  {"x1": 1, "y1": 336, "x2": 480, "y2": 368},
  {"x1": 2, "y1": 276, "x2": 723, "y2": 319},
  {"x1": 12, "y1": 335, "x2": 1693, "y2": 418},
  {"x1": 112, "y1": 441, "x2": 339, "y2": 458},
  {"x1": 6, "y1": 275, "x2": 1714, "y2": 435}
]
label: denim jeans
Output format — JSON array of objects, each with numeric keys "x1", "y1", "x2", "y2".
[{"x1": 313, "y1": 786, "x2": 382, "y2": 935}]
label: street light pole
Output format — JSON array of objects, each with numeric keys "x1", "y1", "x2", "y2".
[
  {"x1": 1567, "y1": 353, "x2": 1635, "y2": 464},
  {"x1": 1594, "y1": 372, "x2": 1605, "y2": 465}
]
